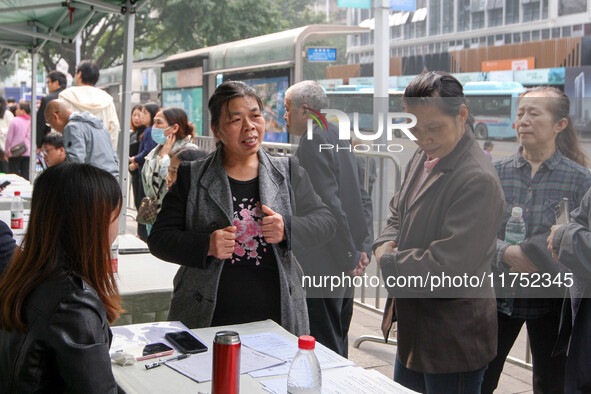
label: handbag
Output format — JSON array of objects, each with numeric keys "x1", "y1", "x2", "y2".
[
  {"x1": 136, "y1": 179, "x2": 166, "y2": 225},
  {"x1": 10, "y1": 123, "x2": 30, "y2": 158}
]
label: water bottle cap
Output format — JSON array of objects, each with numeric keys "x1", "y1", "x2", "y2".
[
  {"x1": 14, "y1": 191, "x2": 20, "y2": 196},
  {"x1": 298, "y1": 335, "x2": 316, "y2": 350},
  {"x1": 511, "y1": 207, "x2": 523, "y2": 216}
]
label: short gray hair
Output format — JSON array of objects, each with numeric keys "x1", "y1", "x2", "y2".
[{"x1": 286, "y1": 80, "x2": 328, "y2": 112}]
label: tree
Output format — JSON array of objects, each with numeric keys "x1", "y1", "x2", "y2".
[{"x1": 39, "y1": 0, "x2": 325, "y2": 73}]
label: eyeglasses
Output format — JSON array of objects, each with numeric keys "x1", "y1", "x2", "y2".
[{"x1": 41, "y1": 147, "x2": 56, "y2": 156}]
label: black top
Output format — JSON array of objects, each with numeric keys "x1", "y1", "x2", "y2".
[
  {"x1": 36, "y1": 87, "x2": 65, "y2": 148},
  {"x1": 0, "y1": 265, "x2": 117, "y2": 393},
  {"x1": 211, "y1": 176, "x2": 281, "y2": 326}
]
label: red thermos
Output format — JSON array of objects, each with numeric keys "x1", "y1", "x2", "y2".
[{"x1": 212, "y1": 331, "x2": 241, "y2": 394}]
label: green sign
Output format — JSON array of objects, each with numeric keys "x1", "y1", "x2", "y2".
[{"x1": 162, "y1": 87, "x2": 203, "y2": 136}]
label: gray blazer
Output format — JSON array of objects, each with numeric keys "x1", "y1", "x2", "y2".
[{"x1": 148, "y1": 147, "x2": 336, "y2": 336}]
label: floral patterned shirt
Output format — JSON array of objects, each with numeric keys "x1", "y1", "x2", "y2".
[{"x1": 211, "y1": 176, "x2": 281, "y2": 326}]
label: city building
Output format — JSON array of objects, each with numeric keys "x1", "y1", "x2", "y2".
[{"x1": 343, "y1": 0, "x2": 590, "y2": 75}]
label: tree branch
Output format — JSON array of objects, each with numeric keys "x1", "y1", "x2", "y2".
[{"x1": 133, "y1": 36, "x2": 181, "y2": 63}]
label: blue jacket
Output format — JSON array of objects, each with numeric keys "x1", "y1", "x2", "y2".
[
  {"x1": 63, "y1": 112, "x2": 119, "y2": 179},
  {"x1": 134, "y1": 126, "x2": 157, "y2": 168}
]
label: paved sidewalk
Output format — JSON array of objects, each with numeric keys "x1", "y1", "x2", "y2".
[{"x1": 347, "y1": 303, "x2": 534, "y2": 393}]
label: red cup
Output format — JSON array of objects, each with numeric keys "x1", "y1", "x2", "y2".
[{"x1": 212, "y1": 331, "x2": 240, "y2": 394}]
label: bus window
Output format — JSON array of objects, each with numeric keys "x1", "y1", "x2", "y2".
[{"x1": 463, "y1": 81, "x2": 525, "y2": 140}]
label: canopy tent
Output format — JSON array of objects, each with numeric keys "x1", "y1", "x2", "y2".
[{"x1": 0, "y1": 0, "x2": 142, "y2": 233}]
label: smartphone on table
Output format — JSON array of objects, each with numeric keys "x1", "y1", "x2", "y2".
[{"x1": 164, "y1": 331, "x2": 208, "y2": 354}]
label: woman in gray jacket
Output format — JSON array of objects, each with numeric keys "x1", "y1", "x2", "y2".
[{"x1": 148, "y1": 81, "x2": 335, "y2": 335}]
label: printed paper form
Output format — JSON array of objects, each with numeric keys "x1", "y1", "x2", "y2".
[
  {"x1": 165, "y1": 345, "x2": 285, "y2": 383},
  {"x1": 260, "y1": 366, "x2": 420, "y2": 394},
  {"x1": 241, "y1": 332, "x2": 354, "y2": 378}
]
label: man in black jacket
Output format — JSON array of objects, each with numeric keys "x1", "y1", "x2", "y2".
[
  {"x1": 284, "y1": 80, "x2": 373, "y2": 357},
  {"x1": 37, "y1": 71, "x2": 67, "y2": 149}
]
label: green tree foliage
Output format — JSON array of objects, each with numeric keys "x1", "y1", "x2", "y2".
[{"x1": 39, "y1": 0, "x2": 325, "y2": 73}]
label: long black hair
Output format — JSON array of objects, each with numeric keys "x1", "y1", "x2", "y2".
[{"x1": 0, "y1": 163, "x2": 123, "y2": 331}]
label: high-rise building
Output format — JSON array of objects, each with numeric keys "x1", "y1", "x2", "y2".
[{"x1": 345, "y1": 0, "x2": 590, "y2": 74}]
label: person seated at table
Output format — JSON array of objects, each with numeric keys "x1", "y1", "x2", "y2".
[
  {"x1": 40, "y1": 132, "x2": 66, "y2": 167},
  {"x1": 165, "y1": 145, "x2": 208, "y2": 190},
  {"x1": 0, "y1": 220, "x2": 15, "y2": 275},
  {"x1": 0, "y1": 163, "x2": 122, "y2": 393},
  {"x1": 148, "y1": 81, "x2": 336, "y2": 336}
]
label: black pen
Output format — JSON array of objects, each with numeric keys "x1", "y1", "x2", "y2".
[{"x1": 145, "y1": 354, "x2": 190, "y2": 370}]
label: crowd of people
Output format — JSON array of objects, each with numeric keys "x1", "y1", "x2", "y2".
[{"x1": 0, "y1": 64, "x2": 591, "y2": 394}]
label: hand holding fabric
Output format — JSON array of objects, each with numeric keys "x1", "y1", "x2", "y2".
[
  {"x1": 261, "y1": 205, "x2": 285, "y2": 244},
  {"x1": 208, "y1": 226, "x2": 236, "y2": 259},
  {"x1": 374, "y1": 241, "x2": 397, "y2": 268}
]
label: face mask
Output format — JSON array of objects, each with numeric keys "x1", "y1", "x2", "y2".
[{"x1": 151, "y1": 126, "x2": 172, "y2": 145}]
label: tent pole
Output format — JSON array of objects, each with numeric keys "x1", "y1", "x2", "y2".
[
  {"x1": 29, "y1": 49, "x2": 38, "y2": 182},
  {"x1": 118, "y1": 0, "x2": 135, "y2": 234}
]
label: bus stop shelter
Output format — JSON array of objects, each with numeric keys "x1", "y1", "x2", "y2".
[
  {"x1": 0, "y1": 0, "x2": 142, "y2": 232},
  {"x1": 164, "y1": 24, "x2": 370, "y2": 137}
]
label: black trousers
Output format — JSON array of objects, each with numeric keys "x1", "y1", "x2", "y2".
[
  {"x1": 306, "y1": 285, "x2": 354, "y2": 358},
  {"x1": 8, "y1": 156, "x2": 30, "y2": 180},
  {"x1": 482, "y1": 306, "x2": 565, "y2": 394}
]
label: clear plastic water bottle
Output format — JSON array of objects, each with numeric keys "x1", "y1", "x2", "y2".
[
  {"x1": 110, "y1": 237, "x2": 119, "y2": 273},
  {"x1": 10, "y1": 191, "x2": 24, "y2": 231},
  {"x1": 287, "y1": 335, "x2": 322, "y2": 394},
  {"x1": 505, "y1": 207, "x2": 526, "y2": 245}
]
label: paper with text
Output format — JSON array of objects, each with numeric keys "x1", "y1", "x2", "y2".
[
  {"x1": 242, "y1": 333, "x2": 354, "y2": 378},
  {"x1": 166, "y1": 345, "x2": 285, "y2": 383}
]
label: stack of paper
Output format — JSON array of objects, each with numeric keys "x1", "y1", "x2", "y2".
[
  {"x1": 241, "y1": 333, "x2": 354, "y2": 378},
  {"x1": 166, "y1": 346, "x2": 285, "y2": 383}
]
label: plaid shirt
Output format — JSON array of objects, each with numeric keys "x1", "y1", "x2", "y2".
[{"x1": 494, "y1": 147, "x2": 591, "y2": 319}]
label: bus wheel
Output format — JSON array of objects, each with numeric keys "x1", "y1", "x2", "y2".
[{"x1": 475, "y1": 124, "x2": 488, "y2": 139}]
